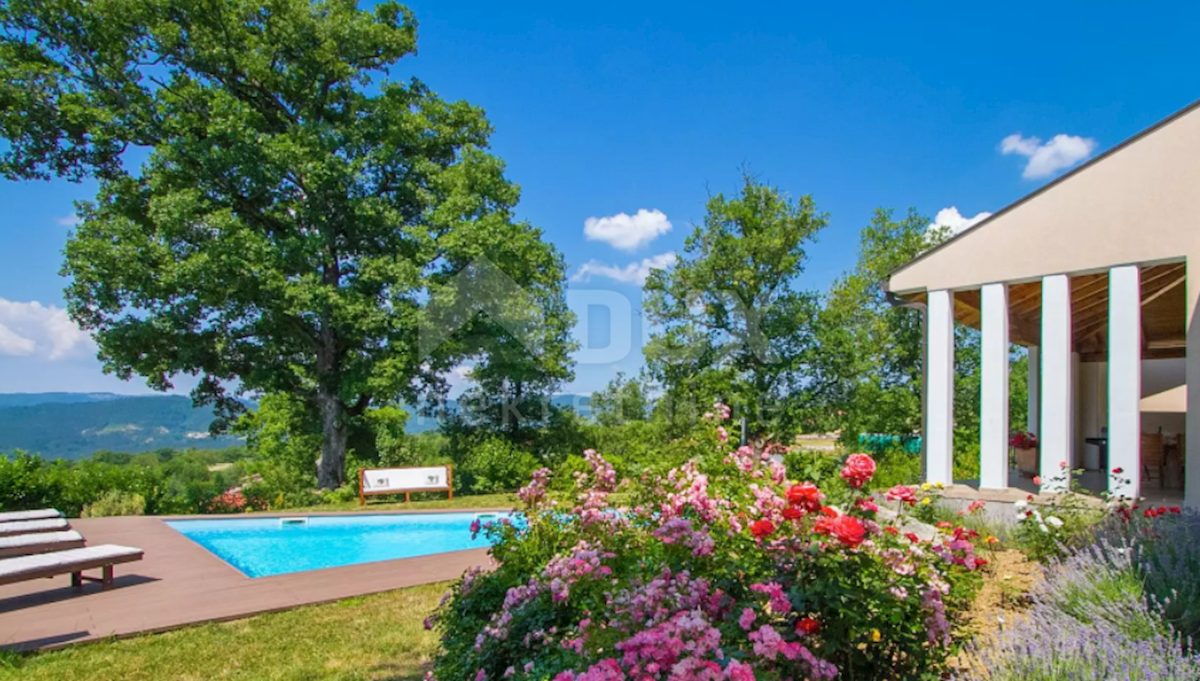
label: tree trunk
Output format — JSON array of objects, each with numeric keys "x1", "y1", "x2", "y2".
[{"x1": 316, "y1": 392, "x2": 348, "y2": 490}]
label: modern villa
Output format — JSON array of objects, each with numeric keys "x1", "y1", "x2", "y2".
[{"x1": 886, "y1": 99, "x2": 1199, "y2": 507}]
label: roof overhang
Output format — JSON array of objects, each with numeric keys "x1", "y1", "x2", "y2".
[{"x1": 886, "y1": 97, "x2": 1200, "y2": 296}]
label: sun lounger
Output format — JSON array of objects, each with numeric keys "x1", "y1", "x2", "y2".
[
  {"x1": 0, "y1": 545, "x2": 143, "y2": 590},
  {"x1": 0, "y1": 509, "x2": 63, "y2": 523},
  {"x1": 0, "y1": 530, "x2": 86, "y2": 558},
  {"x1": 0, "y1": 518, "x2": 70, "y2": 537}
]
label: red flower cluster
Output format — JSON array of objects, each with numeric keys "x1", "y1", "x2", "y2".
[
  {"x1": 840, "y1": 454, "x2": 876, "y2": 489},
  {"x1": 1010, "y1": 431, "x2": 1038, "y2": 449},
  {"x1": 795, "y1": 617, "x2": 821, "y2": 636},
  {"x1": 814, "y1": 513, "x2": 865, "y2": 548},
  {"x1": 786, "y1": 482, "x2": 824, "y2": 513},
  {"x1": 1143, "y1": 505, "x2": 1182, "y2": 518},
  {"x1": 750, "y1": 519, "x2": 777, "y2": 537}
]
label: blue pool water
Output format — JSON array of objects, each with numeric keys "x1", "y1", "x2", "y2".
[{"x1": 166, "y1": 513, "x2": 502, "y2": 578}]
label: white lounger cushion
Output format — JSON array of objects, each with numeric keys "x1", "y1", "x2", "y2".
[
  {"x1": 0, "y1": 518, "x2": 70, "y2": 537},
  {"x1": 0, "y1": 509, "x2": 62, "y2": 523},
  {"x1": 0, "y1": 531, "x2": 85, "y2": 556},
  {"x1": 0, "y1": 545, "x2": 143, "y2": 581}
]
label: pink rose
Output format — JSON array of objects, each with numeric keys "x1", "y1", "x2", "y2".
[{"x1": 840, "y1": 453, "x2": 876, "y2": 488}]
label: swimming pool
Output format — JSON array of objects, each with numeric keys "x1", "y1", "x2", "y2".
[{"x1": 166, "y1": 512, "x2": 503, "y2": 578}]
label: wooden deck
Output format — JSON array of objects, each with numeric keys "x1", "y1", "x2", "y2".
[{"x1": 0, "y1": 511, "x2": 498, "y2": 651}]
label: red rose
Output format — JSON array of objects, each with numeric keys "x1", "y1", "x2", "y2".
[
  {"x1": 1113, "y1": 467, "x2": 1124, "y2": 474},
  {"x1": 750, "y1": 519, "x2": 776, "y2": 538},
  {"x1": 782, "y1": 507, "x2": 803, "y2": 521},
  {"x1": 815, "y1": 514, "x2": 865, "y2": 548},
  {"x1": 786, "y1": 482, "x2": 824, "y2": 513},
  {"x1": 795, "y1": 617, "x2": 820, "y2": 636},
  {"x1": 884, "y1": 526, "x2": 899, "y2": 535},
  {"x1": 840, "y1": 454, "x2": 876, "y2": 489},
  {"x1": 1169, "y1": 507, "x2": 1182, "y2": 514},
  {"x1": 904, "y1": 532, "x2": 921, "y2": 543},
  {"x1": 855, "y1": 498, "x2": 879, "y2": 513}
]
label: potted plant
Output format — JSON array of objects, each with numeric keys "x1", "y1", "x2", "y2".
[{"x1": 1010, "y1": 431, "x2": 1039, "y2": 478}]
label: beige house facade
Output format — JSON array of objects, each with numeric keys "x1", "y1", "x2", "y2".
[{"x1": 885, "y1": 99, "x2": 1199, "y2": 507}]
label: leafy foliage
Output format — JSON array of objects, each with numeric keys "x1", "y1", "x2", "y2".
[
  {"x1": 644, "y1": 174, "x2": 830, "y2": 441},
  {"x1": 429, "y1": 411, "x2": 984, "y2": 681},
  {"x1": 0, "y1": 0, "x2": 569, "y2": 488},
  {"x1": 0, "y1": 447, "x2": 250, "y2": 516}
]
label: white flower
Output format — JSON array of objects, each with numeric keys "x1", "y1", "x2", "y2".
[
  {"x1": 1045, "y1": 516, "x2": 1064, "y2": 529},
  {"x1": 1039, "y1": 523, "x2": 1049, "y2": 533},
  {"x1": 1014, "y1": 499, "x2": 1028, "y2": 510}
]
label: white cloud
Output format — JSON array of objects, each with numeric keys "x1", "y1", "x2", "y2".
[
  {"x1": 57, "y1": 214, "x2": 82, "y2": 227},
  {"x1": 583, "y1": 209, "x2": 672, "y2": 251},
  {"x1": 0, "y1": 324, "x2": 36, "y2": 356},
  {"x1": 0, "y1": 299, "x2": 93, "y2": 360},
  {"x1": 929, "y1": 207, "x2": 993, "y2": 236},
  {"x1": 1000, "y1": 133, "x2": 1097, "y2": 179},
  {"x1": 572, "y1": 252, "x2": 677, "y2": 286}
]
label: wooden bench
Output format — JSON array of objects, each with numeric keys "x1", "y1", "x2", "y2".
[
  {"x1": 0, "y1": 518, "x2": 70, "y2": 537},
  {"x1": 0, "y1": 545, "x2": 143, "y2": 591},
  {"x1": 0, "y1": 530, "x2": 86, "y2": 558},
  {"x1": 0, "y1": 509, "x2": 63, "y2": 523}
]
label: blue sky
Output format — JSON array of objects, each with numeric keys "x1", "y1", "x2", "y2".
[{"x1": 2, "y1": 0, "x2": 1200, "y2": 397}]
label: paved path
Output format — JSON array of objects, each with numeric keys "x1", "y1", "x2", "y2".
[{"x1": 0, "y1": 512, "x2": 497, "y2": 651}]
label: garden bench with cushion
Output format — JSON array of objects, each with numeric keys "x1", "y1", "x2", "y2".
[
  {"x1": 0, "y1": 518, "x2": 70, "y2": 537},
  {"x1": 0, "y1": 509, "x2": 63, "y2": 523},
  {"x1": 0, "y1": 545, "x2": 143, "y2": 591},
  {"x1": 0, "y1": 530, "x2": 86, "y2": 558}
]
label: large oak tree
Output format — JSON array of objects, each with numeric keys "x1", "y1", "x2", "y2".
[{"x1": 0, "y1": 0, "x2": 572, "y2": 487}]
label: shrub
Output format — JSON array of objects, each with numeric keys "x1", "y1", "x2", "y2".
[
  {"x1": 428, "y1": 407, "x2": 984, "y2": 681},
  {"x1": 460, "y1": 438, "x2": 540, "y2": 494},
  {"x1": 1098, "y1": 508, "x2": 1200, "y2": 644},
  {"x1": 782, "y1": 448, "x2": 840, "y2": 486},
  {"x1": 81, "y1": 490, "x2": 146, "y2": 517},
  {"x1": 963, "y1": 516, "x2": 1200, "y2": 680}
]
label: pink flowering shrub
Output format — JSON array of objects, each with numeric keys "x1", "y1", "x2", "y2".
[{"x1": 429, "y1": 408, "x2": 981, "y2": 681}]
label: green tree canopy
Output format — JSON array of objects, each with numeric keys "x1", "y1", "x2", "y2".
[
  {"x1": 819, "y1": 209, "x2": 948, "y2": 440},
  {"x1": 0, "y1": 0, "x2": 571, "y2": 487},
  {"x1": 643, "y1": 174, "x2": 829, "y2": 442}
]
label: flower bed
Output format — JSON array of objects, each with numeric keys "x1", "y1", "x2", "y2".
[
  {"x1": 961, "y1": 510, "x2": 1200, "y2": 680},
  {"x1": 427, "y1": 408, "x2": 983, "y2": 681}
]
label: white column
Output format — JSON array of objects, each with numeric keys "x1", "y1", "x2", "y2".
[
  {"x1": 925, "y1": 289, "x2": 955, "y2": 486},
  {"x1": 1040, "y1": 275, "x2": 1073, "y2": 492},
  {"x1": 1187, "y1": 255, "x2": 1199, "y2": 508},
  {"x1": 1108, "y1": 265, "x2": 1141, "y2": 501},
  {"x1": 1027, "y1": 346, "x2": 1040, "y2": 435},
  {"x1": 980, "y1": 283, "x2": 1010, "y2": 490}
]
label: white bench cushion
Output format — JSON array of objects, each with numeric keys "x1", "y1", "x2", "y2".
[
  {"x1": 0, "y1": 509, "x2": 62, "y2": 523},
  {"x1": 0, "y1": 530, "x2": 83, "y2": 550},
  {"x1": 0, "y1": 518, "x2": 70, "y2": 537},
  {"x1": 0, "y1": 545, "x2": 143, "y2": 581}
]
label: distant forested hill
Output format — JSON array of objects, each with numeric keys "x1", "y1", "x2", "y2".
[
  {"x1": 0, "y1": 392, "x2": 129, "y2": 408},
  {"x1": 0, "y1": 392, "x2": 593, "y2": 460},
  {"x1": 0, "y1": 394, "x2": 240, "y2": 460}
]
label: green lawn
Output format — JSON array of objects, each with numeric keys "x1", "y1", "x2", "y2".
[
  {"x1": 0, "y1": 583, "x2": 447, "y2": 681},
  {"x1": 281, "y1": 491, "x2": 519, "y2": 513}
]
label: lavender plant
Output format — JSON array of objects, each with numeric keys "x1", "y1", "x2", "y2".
[
  {"x1": 1098, "y1": 509, "x2": 1200, "y2": 645},
  {"x1": 963, "y1": 509, "x2": 1200, "y2": 680}
]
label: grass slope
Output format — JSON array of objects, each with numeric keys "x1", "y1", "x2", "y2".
[{"x1": 0, "y1": 584, "x2": 445, "y2": 681}]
